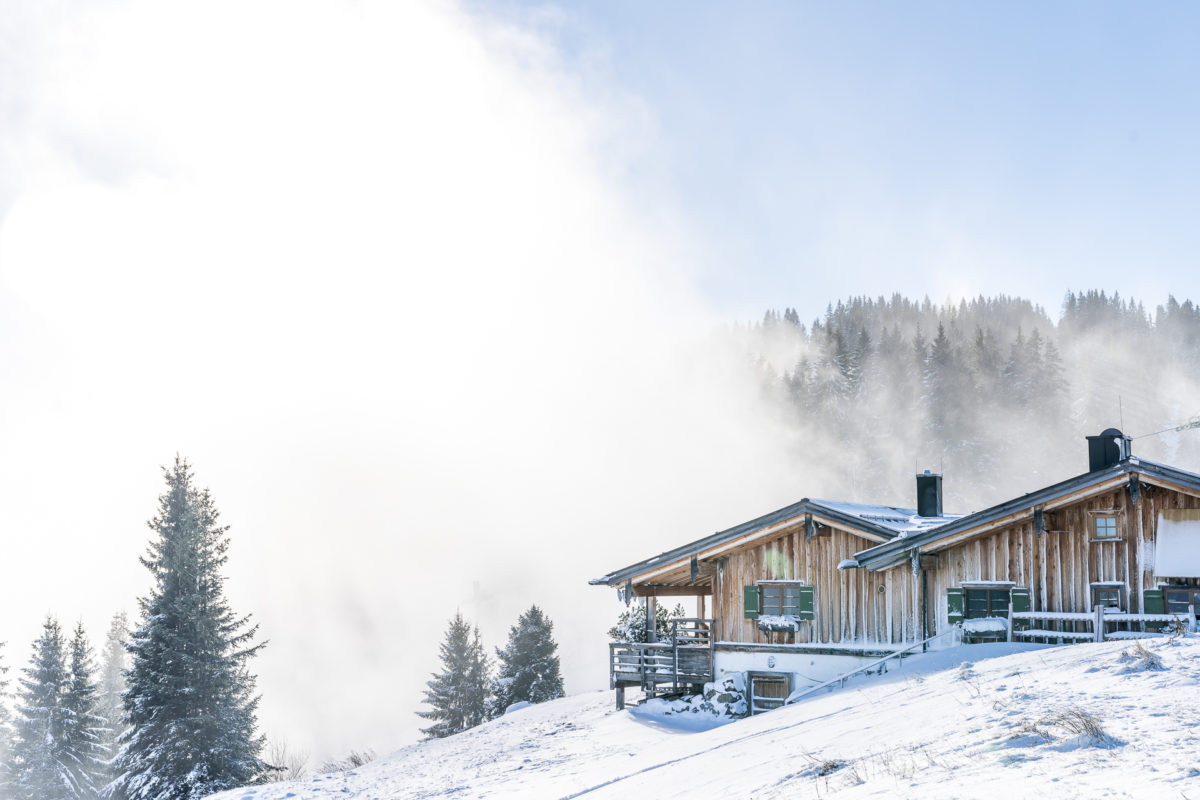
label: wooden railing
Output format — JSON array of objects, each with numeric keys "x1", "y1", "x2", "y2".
[
  {"x1": 1007, "y1": 604, "x2": 1195, "y2": 643},
  {"x1": 608, "y1": 618, "x2": 715, "y2": 700}
]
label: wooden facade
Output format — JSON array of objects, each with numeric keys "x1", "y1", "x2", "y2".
[
  {"x1": 916, "y1": 477, "x2": 1200, "y2": 637},
  {"x1": 711, "y1": 525, "x2": 920, "y2": 645}
]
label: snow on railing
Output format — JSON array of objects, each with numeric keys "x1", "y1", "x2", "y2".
[
  {"x1": 608, "y1": 618, "x2": 715, "y2": 697},
  {"x1": 1007, "y1": 603, "x2": 1195, "y2": 643}
]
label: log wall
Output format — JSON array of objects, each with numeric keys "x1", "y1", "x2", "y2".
[
  {"x1": 712, "y1": 526, "x2": 919, "y2": 645},
  {"x1": 927, "y1": 482, "x2": 1200, "y2": 635}
]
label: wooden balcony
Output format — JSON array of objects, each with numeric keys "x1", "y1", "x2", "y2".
[{"x1": 608, "y1": 618, "x2": 714, "y2": 708}]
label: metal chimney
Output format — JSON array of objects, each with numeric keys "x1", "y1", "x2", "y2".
[
  {"x1": 916, "y1": 470, "x2": 943, "y2": 517},
  {"x1": 1086, "y1": 428, "x2": 1132, "y2": 472}
]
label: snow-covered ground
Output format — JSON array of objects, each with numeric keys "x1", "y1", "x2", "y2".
[{"x1": 212, "y1": 635, "x2": 1200, "y2": 800}]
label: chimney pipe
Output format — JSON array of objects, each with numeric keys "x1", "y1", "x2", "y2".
[
  {"x1": 1086, "y1": 428, "x2": 1132, "y2": 472},
  {"x1": 916, "y1": 470, "x2": 943, "y2": 517}
]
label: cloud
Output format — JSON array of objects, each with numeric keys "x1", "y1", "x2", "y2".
[{"x1": 0, "y1": 0, "x2": 801, "y2": 756}]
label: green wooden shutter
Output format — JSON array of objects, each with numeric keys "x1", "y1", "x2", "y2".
[
  {"x1": 743, "y1": 585, "x2": 760, "y2": 619},
  {"x1": 947, "y1": 587, "x2": 964, "y2": 625},
  {"x1": 1143, "y1": 588, "x2": 1165, "y2": 614},
  {"x1": 1011, "y1": 587, "x2": 1030, "y2": 612},
  {"x1": 1011, "y1": 587, "x2": 1030, "y2": 631},
  {"x1": 797, "y1": 585, "x2": 815, "y2": 621}
]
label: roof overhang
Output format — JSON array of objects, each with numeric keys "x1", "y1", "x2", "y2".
[
  {"x1": 589, "y1": 498, "x2": 905, "y2": 591},
  {"x1": 851, "y1": 458, "x2": 1200, "y2": 571}
]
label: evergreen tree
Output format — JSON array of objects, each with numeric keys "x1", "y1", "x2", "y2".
[
  {"x1": 10, "y1": 616, "x2": 69, "y2": 800},
  {"x1": 96, "y1": 612, "x2": 130, "y2": 775},
  {"x1": 61, "y1": 623, "x2": 106, "y2": 799},
  {"x1": 416, "y1": 612, "x2": 491, "y2": 739},
  {"x1": 0, "y1": 641, "x2": 14, "y2": 792},
  {"x1": 490, "y1": 606, "x2": 564, "y2": 717},
  {"x1": 606, "y1": 601, "x2": 687, "y2": 644},
  {"x1": 109, "y1": 456, "x2": 266, "y2": 800}
]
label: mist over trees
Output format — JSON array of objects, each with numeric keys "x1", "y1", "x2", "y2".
[
  {"x1": 739, "y1": 291, "x2": 1200, "y2": 511},
  {"x1": 96, "y1": 612, "x2": 130, "y2": 778},
  {"x1": 0, "y1": 642, "x2": 12, "y2": 789}
]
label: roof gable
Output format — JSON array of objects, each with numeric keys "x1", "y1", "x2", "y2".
[
  {"x1": 851, "y1": 457, "x2": 1200, "y2": 570},
  {"x1": 589, "y1": 497, "x2": 961, "y2": 588}
]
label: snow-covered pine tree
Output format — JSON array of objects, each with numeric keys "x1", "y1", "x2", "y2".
[
  {"x1": 606, "y1": 601, "x2": 687, "y2": 644},
  {"x1": 109, "y1": 456, "x2": 267, "y2": 800},
  {"x1": 96, "y1": 612, "x2": 130, "y2": 776},
  {"x1": 0, "y1": 640, "x2": 13, "y2": 791},
  {"x1": 61, "y1": 622, "x2": 106, "y2": 799},
  {"x1": 490, "y1": 605, "x2": 564, "y2": 717},
  {"x1": 416, "y1": 612, "x2": 491, "y2": 738},
  {"x1": 10, "y1": 616, "x2": 69, "y2": 800}
]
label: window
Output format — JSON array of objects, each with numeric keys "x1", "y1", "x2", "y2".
[
  {"x1": 760, "y1": 583, "x2": 803, "y2": 617},
  {"x1": 965, "y1": 587, "x2": 1010, "y2": 619},
  {"x1": 1092, "y1": 514, "x2": 1119, "y2": 540},
  {"x1": 748, "y1": 672, "x2": 790, "y2": 715},
  {"x1": 1163, "y1": 586, "x2": 1200, "y2": 618},
  {"x1": 1090, "y1": 583, "x2": 1125, "y2": 611},
  {"x1": 745, "y1": 582, "x2": 814, "y2": 621}
]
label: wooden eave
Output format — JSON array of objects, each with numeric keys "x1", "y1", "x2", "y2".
[
  {"x1": 852, "y1": 458, "x2": 1200, "y2": 571},
  {"x1": 921, "y1": 473, "x2": 1129, "y2": 554},
  {"x1": 590, "y1": 500, "x2": 899, "y2": 590}
]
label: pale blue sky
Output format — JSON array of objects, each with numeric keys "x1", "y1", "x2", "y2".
[{"x1": 478, "y1": 1, "x2": 1200, "y2": 322}]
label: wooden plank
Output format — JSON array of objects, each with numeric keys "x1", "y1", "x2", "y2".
[{"x1": 633, "y1": 584, "x2": 714, "y2": 597}]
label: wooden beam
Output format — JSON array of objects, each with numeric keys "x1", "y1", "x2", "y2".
[
  {"x1": 632, "y1": 584, "x2": 714, "y2": 597},
  {"x1": 615, "y1": 512, "x2": 890, "y2": 584},
  {"x1": 925, "y1": 475, "x2": 1128, "y2": 553}
]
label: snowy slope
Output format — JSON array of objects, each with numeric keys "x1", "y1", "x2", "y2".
[{"x1": 212, "y1": 636, "x2": 1200, "y2": 800}]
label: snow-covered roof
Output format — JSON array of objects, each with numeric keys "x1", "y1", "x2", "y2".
[
  {"x1": 590, "y1": 496, "x2": 961, "y2": 588},
  {"x1": 812, "y1": 499, "x2": 962, "y2": 537}
]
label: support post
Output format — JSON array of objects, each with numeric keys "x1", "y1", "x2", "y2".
[
  {"x1": 1007, "y1": 601, "x2": 1014, "y2": 643},
  {"x1": 646, "y1": 596, "x2": 657, "y2": 643},
  {"x1": 1190, "y1": 605, "x2": 1197, "y2": 633},
  {"x1": 1093, "y1": 604, "x2": 1105, "y2": 642},
  {"x1": 615, "y1": 685, "x2": 625, "y2": 710},
  {"x1": 672, "y1": 618, "x2": 680, "y2": 694}
]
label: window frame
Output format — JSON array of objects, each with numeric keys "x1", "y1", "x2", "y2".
[
  {"x1": 1163, "y1": 585, "x2": 1200, "y2": 618},
  {"x1": 1089, "y1": 582, "x2": 1126, "y2": 611},
  {"x1": 758, "y1": 581, "x2": 804, "y2": 618},
  {"x1": 1090, "y1": 511, "x2": 1120, "y2": 541},
  {"x1": 961, "y1": 583, "x2": 1013, "y2": 619},
  {"x1": 748, "y1": 672, "x2": 791, "y2": 715}
]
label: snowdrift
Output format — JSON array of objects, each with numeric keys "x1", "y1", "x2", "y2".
[{"x1": 211, "y1": 636, "x2": 1200, "y2": 799}]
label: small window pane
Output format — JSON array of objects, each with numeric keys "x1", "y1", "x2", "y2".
[
  {"x1": 965, "y1": 590, "x2": 990, "y2": 619},
  {"x1": 758, "y1": 583, "x2": 805, "y2": 617},
  {"x1": 989, "y1": 589, "x2": 1011, "y2": 617},
  {"x1": 1094, "y1": 516, "x2": 1118, "y2": 539},
  {"x1": 1092, "y1": 587, "x2": 1122, "y2": 609}
]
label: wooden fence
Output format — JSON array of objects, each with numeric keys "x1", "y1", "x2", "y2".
[
  {"x1": 608, "y1": 618, "x2": 714, "y2": 708},
  {"x1": 1007, "y1": 604, "x2": 1195, "y2": 643}
]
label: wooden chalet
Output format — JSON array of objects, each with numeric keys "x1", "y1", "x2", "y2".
[
  {"x1": 592, "y1": 428, "x2": 1200, "y2": 711},
  {"x1": 590, "y1": 473, "x2": 961, "y2": 709}
]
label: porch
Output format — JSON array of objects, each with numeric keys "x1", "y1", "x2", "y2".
[{"x1": 608, "y1": 618, "x2": 714, "y2": 709}]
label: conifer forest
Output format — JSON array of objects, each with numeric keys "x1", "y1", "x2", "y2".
[{"x1": 735, "y1": 290, "x2": 1200, "y2": 511}]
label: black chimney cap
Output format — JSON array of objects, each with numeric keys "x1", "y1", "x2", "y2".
[{"x1": 1086, "y1": 428, "x2": 1132, "y2": 472}]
